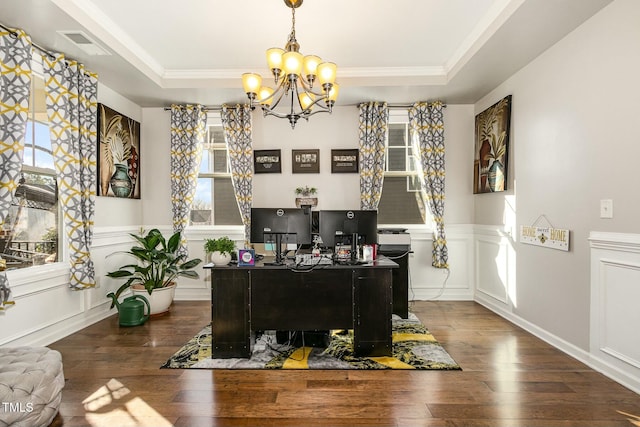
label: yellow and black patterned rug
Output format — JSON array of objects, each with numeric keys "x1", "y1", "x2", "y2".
[{"x1": 161, "y1": 314, "x2": 461, "y2": 370}]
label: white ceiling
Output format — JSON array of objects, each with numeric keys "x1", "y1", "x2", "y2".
[{"x1": 1, "y1": 0, "x2": 613, "y2": 107}]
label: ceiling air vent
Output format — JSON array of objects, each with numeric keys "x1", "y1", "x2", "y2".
[{"x1": 57, "y1": 31, "x2": 111, "y2": 56}]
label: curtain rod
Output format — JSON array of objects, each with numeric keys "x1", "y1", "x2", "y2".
[
  {"x1": 356, "y1": 103, "x2": 447, "y2": 109},
  {"x1": 0, "y1": 23, "x2": 56, "y2": 60},
  {"x1": 164, "y1": 103, "x2": 447, "y2": 112},
  {"x1": 163, "y1": 106, "x2": 223, "y2": 112}
]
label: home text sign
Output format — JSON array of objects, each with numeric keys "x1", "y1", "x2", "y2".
[{"x1": 520, "y1": 226, "x2": 570, "y2": 251}]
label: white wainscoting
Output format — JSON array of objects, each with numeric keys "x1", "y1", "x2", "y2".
[
  {"x1": 472, "y1": 227, "x2": 640, "y2": 394},
  {"x1": 0, "y1": 226, "x2": 142, "y2": 347},
  {"x1": 407, "y1": 224, "x2": 475, "y2": 301},
  {"x1": 181, "y1": 226, "x2": 245, "y2": 300},
  {"x1": 473, "y1": 225, "x2": 516, "y2": 312},
  {"x1": 589, "y1": 231, "x2": 640, "y2": 393}
]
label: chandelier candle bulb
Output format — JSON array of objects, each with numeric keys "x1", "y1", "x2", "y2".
[
  {"x1": 283, "y1": 51, "x2": 303, "y2": 76},
  {"x1": 328, "y1": 83, "x2": 339, "y2": 102},
  {"x1": 317, "y1": 62, "x2": 337, "y2": 86},
  {"x1": 303, "y1": 55, "x2": 321, "y2": 83},
  {"x1": 258, "y1": 87, "x2": 275, "y2": 106},
  {"x1": 242, "y1": 73, "x2": 262, "y2": 96},
  {"x1": 299, "y1": 92, "x2": 315, "y2": 110},
  {"x1": 266, "y1": 47, "x2": 284, "y2": 78}
]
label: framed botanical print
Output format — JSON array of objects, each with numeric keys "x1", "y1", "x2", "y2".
[
  {"x1": 473, "y1": 95, "x2": 512, "y2": 194},
  {"x1": 254, "y1": 149, "x2": 281, "y2": 173},
  {"x1": 97, "y1": 104, "x2": 141, "y2": 198},
  {"x1": 331, "y1": 149, "x2": 359, "y2": 173},
  {"x1": 292, "y1": 149, "x2": 320, "y2": 173}
]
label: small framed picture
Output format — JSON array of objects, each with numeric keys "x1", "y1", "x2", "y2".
[
  {"x1": 254, "y1": 149, "x2": 281, "y2": 173},
  {"x1": 331, "y1": 149, "x2": 359, "y2": 173},
  {"x1": 292, "y1": 149, "x2": 320, "y2": 173},
  {"x1": 238, "y1": 249, "x2": 256, "y2": 266}
]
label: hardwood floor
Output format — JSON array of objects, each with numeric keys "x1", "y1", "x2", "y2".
[{"x1": 48, "y1": 300, "x2": 640, "y2": 427}]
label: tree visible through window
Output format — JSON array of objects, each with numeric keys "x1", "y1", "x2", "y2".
[
  {"x1": 190, "y1": 117, "x2": 242, "y2": 226},
  {"x1": 1, "y1": 74, "x2": 60, "y2": 269}
]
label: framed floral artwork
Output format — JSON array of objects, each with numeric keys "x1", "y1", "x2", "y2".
[
  {"x1": 473, "y1": 95, "x2": 512, "y2": 194},
  {"x1": 97, "y1": 104, "x2": 141, "y2": 198}
]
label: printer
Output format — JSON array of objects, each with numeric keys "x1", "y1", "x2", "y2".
[
  {"x1": 377, "y1": 228, "x2": 411, "y2": 252},
  {"x1": 377, "y1": 228, "x2": 411, "y2": 319}
]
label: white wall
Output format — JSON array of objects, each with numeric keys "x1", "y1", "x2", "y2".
[{"x1": 473, "y1": 0, "x2": 640, "y2": 385}]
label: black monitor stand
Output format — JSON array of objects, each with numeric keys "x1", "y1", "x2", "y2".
[
  {"x1": 350, "y1": 232, "x2": 359, "y2": 264},
  {"x1": 264, "y1": 232, "x2": 287, "y2": 266}
]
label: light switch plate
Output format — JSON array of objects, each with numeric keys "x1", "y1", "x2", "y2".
[{"x1": 600, "y1": 199, "x2": 613, "y2": 218}]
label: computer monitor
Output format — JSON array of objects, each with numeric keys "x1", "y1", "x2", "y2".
[
  {"x1": 318, "y1": 210, "x2": 378, "y2": 248},
  {"x1": 250, "y1": 208, "x2": 312, "y2": 264}
]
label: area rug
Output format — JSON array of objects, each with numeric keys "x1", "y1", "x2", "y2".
[{"x1": 162, "y1": 314, "x2": 460, "y2": 370}]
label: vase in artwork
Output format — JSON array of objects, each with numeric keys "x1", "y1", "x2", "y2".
[
  {"x1": 110, "y1": 163, "x2": 132, "y2": 198},
  {"x1": 488, "y1": 160, "x2": 505, "y2": 192}
]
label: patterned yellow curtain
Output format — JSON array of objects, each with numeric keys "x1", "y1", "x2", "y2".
[
  {"x1": 358, "y1": 102, "x2": 388, "y2": 210},
  {"x1": 170, "y1": 105, "x2": 206, "y2": 257},
  {"x1": 221, "y1": 105, "x2": 253, "y2": 247},
  {"x1": 43, "y1": 53, "x2": 98, "y2": 289},
  {"x1": 409, "y1": 101, "x2": 448, "y2": 269},
  {"x1": 0, "y1": 27, "x2": 31, "y2": 306}
]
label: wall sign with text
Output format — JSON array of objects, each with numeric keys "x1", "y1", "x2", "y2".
[
  {"x1": 520, "y1": 226, "x2": 570, "y2": 251},
  {"x1": 254, "y1": 149, "x2": 281, "y2": 173},
  {"x1": 292, "y1": 149, "x2": 320, "y2": 173},
  {"x1": 331, "y1": 149, "x2": 359, "y2": 173}
]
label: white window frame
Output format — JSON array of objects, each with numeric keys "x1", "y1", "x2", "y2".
[
  {"x1": 4, "y1": 61, "x2": 67, "y2": 279},
  {"x1": 376, "y1": 110, "x2": 431, "y2": 229},
  {"x1": 189, "y1": 112, "x2": 243, "y2": 230}
]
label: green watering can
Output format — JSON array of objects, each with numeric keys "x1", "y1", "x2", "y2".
[{"x1": 107, "y1": 292, "x2": 150, "y2": 326}]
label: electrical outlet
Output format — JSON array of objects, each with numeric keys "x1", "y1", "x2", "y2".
[{"x1": 600, "y1": 199, "x2": 613, "y2": 219}]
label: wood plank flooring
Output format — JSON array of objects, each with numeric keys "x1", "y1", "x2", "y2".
[{"x1": 47, "y1": 300, "x2": 640, "y2": 427}]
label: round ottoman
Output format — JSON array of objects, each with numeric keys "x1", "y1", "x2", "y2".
[{"x1": 0, "y1": 347, "x2": 64, "y2": 427}]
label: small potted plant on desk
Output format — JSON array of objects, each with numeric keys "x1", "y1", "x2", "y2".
[
  {"x1": 295, "y1": 185, "x2": 318, "y2": 208},
  {"x1": 204, "y1": 236, "x2": 236, "y2": 265},
  {"x1": 106, "y1": 228, "x2": 202, "y2": 316}
]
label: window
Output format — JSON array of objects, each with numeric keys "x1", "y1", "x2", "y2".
[
  {"x1": 191, "y1": 115, "x2": 242, "y2": 226},
  {"x1": 376, "y1": 111, "x2": 429, "y2": 225},
  {"x1": 1, "y1": 73, "x2": 60, "y2": 269}
]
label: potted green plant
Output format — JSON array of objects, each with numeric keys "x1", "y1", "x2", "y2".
[
  {"x1": 295, "y1": 185, "x2": 318, "y2": 208},
  {"x1": 204, "y1": 236, "x2": 236, "y2": 265},
  {"x1": 106, "y1": 228, "x2": 202, "y2": 315}
]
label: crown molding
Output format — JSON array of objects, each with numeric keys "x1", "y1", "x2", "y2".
[
  {"x1": 446, "y1": 0, "x2": 526, "y2": 79},
  {"x1": 51, "y1": 0, "x2": 165, "y2": 84}
]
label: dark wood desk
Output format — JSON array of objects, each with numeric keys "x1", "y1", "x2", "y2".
[{"x1": 205, "y1": 258, "x2": 397, "y2": 358}]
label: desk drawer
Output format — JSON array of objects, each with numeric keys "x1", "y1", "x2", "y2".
[{"x1": 250, "y1": 269, "x2": 353, "y2": 330}]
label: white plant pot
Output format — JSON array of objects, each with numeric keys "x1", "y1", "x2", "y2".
[
  {"x1": 131, "y1": 283, "x2": 175, "y2": 316},
  {"x1": 210, "y1": 251, "x2": 232, "y2": 266}
]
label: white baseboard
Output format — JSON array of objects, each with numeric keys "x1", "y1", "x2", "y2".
[
  {"x1": 475, "y1": 294, "x2": 640, "y2": 394},
  {"x1": 3, "y1": 303, "x2": 114, "y2": 347}
]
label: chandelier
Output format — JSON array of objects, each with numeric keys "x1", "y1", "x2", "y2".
[{"x1": 241, "y1": 0, "x2": 339, "y2": 129}]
